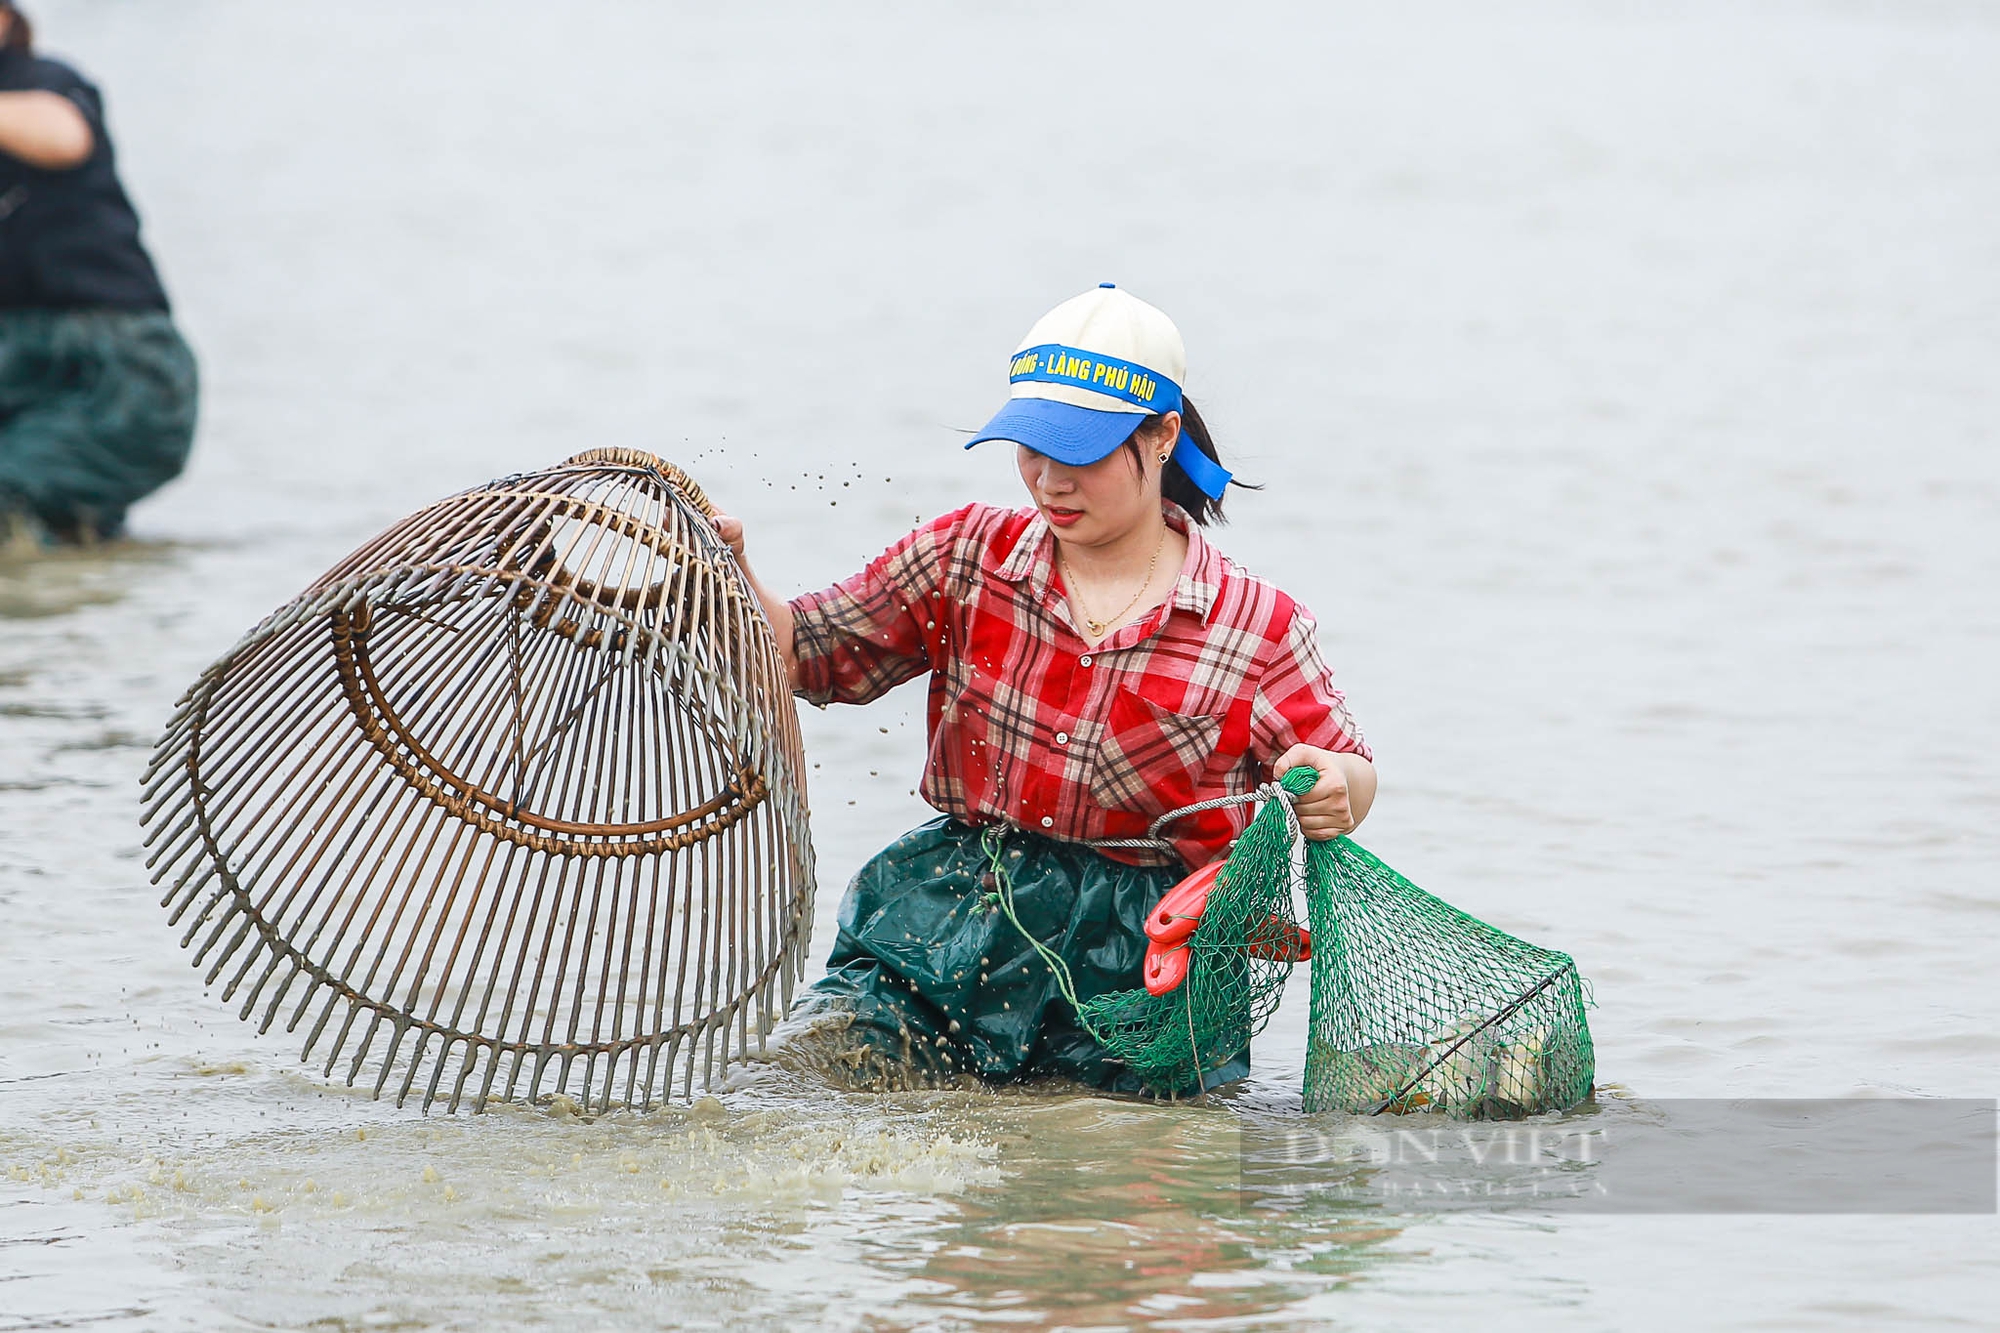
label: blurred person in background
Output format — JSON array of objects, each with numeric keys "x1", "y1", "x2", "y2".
[{"x1": 0, "y1": 0, "x2": 195, "y2": 546}]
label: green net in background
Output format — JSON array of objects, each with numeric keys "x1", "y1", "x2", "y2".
[{"x1": 1048, "y1": 768, "x2": 1594, "y2": 1117}]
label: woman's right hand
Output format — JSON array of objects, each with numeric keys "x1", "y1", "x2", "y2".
[
  {"x1": 706, "y1": 509, "x2": 800, "y2": 685},
  {"x1": 710, "y1": 513, "x2": 746, "y2": 560}
]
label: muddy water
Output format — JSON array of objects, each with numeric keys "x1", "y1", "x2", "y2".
[{"x1": 4, "y1": 1, "x2": 1997, "y2": 1328}]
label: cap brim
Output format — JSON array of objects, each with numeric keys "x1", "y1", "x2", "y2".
[{"x1": 964, "y1": 397, "x2": 1146, "y2": 465}]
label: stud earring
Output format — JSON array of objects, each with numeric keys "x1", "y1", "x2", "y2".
[{"x1": 1157, "y1": 453, "x2": 1170, "y2": 464}]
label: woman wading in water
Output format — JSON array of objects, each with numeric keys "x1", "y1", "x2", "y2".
[
  {"x1": 0, "y1": 2, "x2": 196, "y2": 544},
  {"x1": 716, "y1": 285, "x2": 1373, "y2": 1094}
]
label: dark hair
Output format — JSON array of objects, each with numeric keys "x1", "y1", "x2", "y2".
[
  {"x1": 1, "y1": 5, "x2": 31, "y2": 52},
  {"x1": 1118, "y1": 397, "x2": 1256, "y2": 526}
]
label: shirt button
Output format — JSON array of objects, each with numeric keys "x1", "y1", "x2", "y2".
[
  {"x1": 1079, "y1": 655, "x2": 1093, "y2": 667},
  {"x1": 1055, "y1": 731, "x2": 1069, "y2": 745},
  {"x1": 1040, "y1": 816, "x2": 1054, "y2": 828}
]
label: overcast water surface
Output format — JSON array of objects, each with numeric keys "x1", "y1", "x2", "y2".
[{"x1": 2, "y1": 2, "x2": 1996, "y2": 1329}]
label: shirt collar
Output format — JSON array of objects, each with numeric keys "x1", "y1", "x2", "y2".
[
  {"x1": 990, "y1": 502, "x2": 1224, "y2": 626},
  {"x1": 1169, "y1": 505, "x2": 1225, "y2": 624},
  {"x1": 991, "y1": 510, "x2": 1049, "y2": 588}
]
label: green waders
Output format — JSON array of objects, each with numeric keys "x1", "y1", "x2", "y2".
[
  {"x1": 0, "y1": 308, "x2": 198, "y2": 542},
  {"x1": 798, "y1": 817, "x2": 1251, "y2": 1096}
]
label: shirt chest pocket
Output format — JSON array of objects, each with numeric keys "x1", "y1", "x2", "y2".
[{"x1": 1086, "y1": 685, "x2": 1226, "y2": 816}]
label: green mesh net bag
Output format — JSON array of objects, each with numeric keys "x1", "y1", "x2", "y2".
[
  {"x1": 1000, "y1": 768, "x2": 1594, "y2": 1117},
  {"x1": 1065, "y1": 768, "x2": 1319, "y2": 1092},
  {"x1": 1301, "y1": 839, "x2": 1594, "y2": 1118}
]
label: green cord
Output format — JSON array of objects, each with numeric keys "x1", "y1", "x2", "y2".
[
  {"x1": 979, "y1": 826, "x2": 1109, "y2": 1045},
  {"x1": 978, "y1": 767, "x2": 1319, "y2": 1078}
]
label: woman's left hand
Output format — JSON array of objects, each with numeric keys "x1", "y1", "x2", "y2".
[{"x1": 1273, "y1": 744, "x2": 1376, "y2": 840}]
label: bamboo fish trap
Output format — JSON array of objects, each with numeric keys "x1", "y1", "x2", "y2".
[{"x1": 142, "y1": 449, "x2": 814, "y2": 1112}]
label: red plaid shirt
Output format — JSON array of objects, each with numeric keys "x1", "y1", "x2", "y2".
[{"x1": 789, "y1": 503, "x2": 1370, "y2": 869}]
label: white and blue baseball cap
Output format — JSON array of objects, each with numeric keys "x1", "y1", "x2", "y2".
[{"x1": 966, "y1": 284, "x2": 1232, "y2": 500}]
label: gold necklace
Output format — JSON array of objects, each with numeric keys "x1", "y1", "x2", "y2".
[{"x1": 1060, "y1": 524, "x2": 1166, "y2": 637}]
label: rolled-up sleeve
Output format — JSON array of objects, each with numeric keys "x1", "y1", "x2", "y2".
[
  {"x1": 1248, "y1": 604, "x2": 1371, "y2": 766},
  {"x1": 788, "y1": 507, "x2": 968, "y2": 707}
]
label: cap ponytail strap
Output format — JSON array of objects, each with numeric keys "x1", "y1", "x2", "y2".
[{"x1": 1170, "y1": 432, "x2": 1233, "y2": 501}]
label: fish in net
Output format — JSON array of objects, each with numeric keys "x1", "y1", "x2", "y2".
[
  {"x1": 1300, "y1": 839, "x2": 1593, "y2": 1117},
  {"x1": 140, "y1": 449, "x2": 815, "y2": 1113},
  {"x1": 1003, "y1": 768, "x2": 1593, "y2": 1116}
]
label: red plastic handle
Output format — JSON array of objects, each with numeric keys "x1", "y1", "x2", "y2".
[
  {"x1": 1144, "y1": 859, "x2": 1226, "y2": 947},
  {"x1": 1143, "y1": 938, "x2": 1191, "y2": 995}
]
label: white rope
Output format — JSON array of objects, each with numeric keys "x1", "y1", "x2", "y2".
[{"x1": 1085, "y1": 780, "x2": 1297, "y2": 858}]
